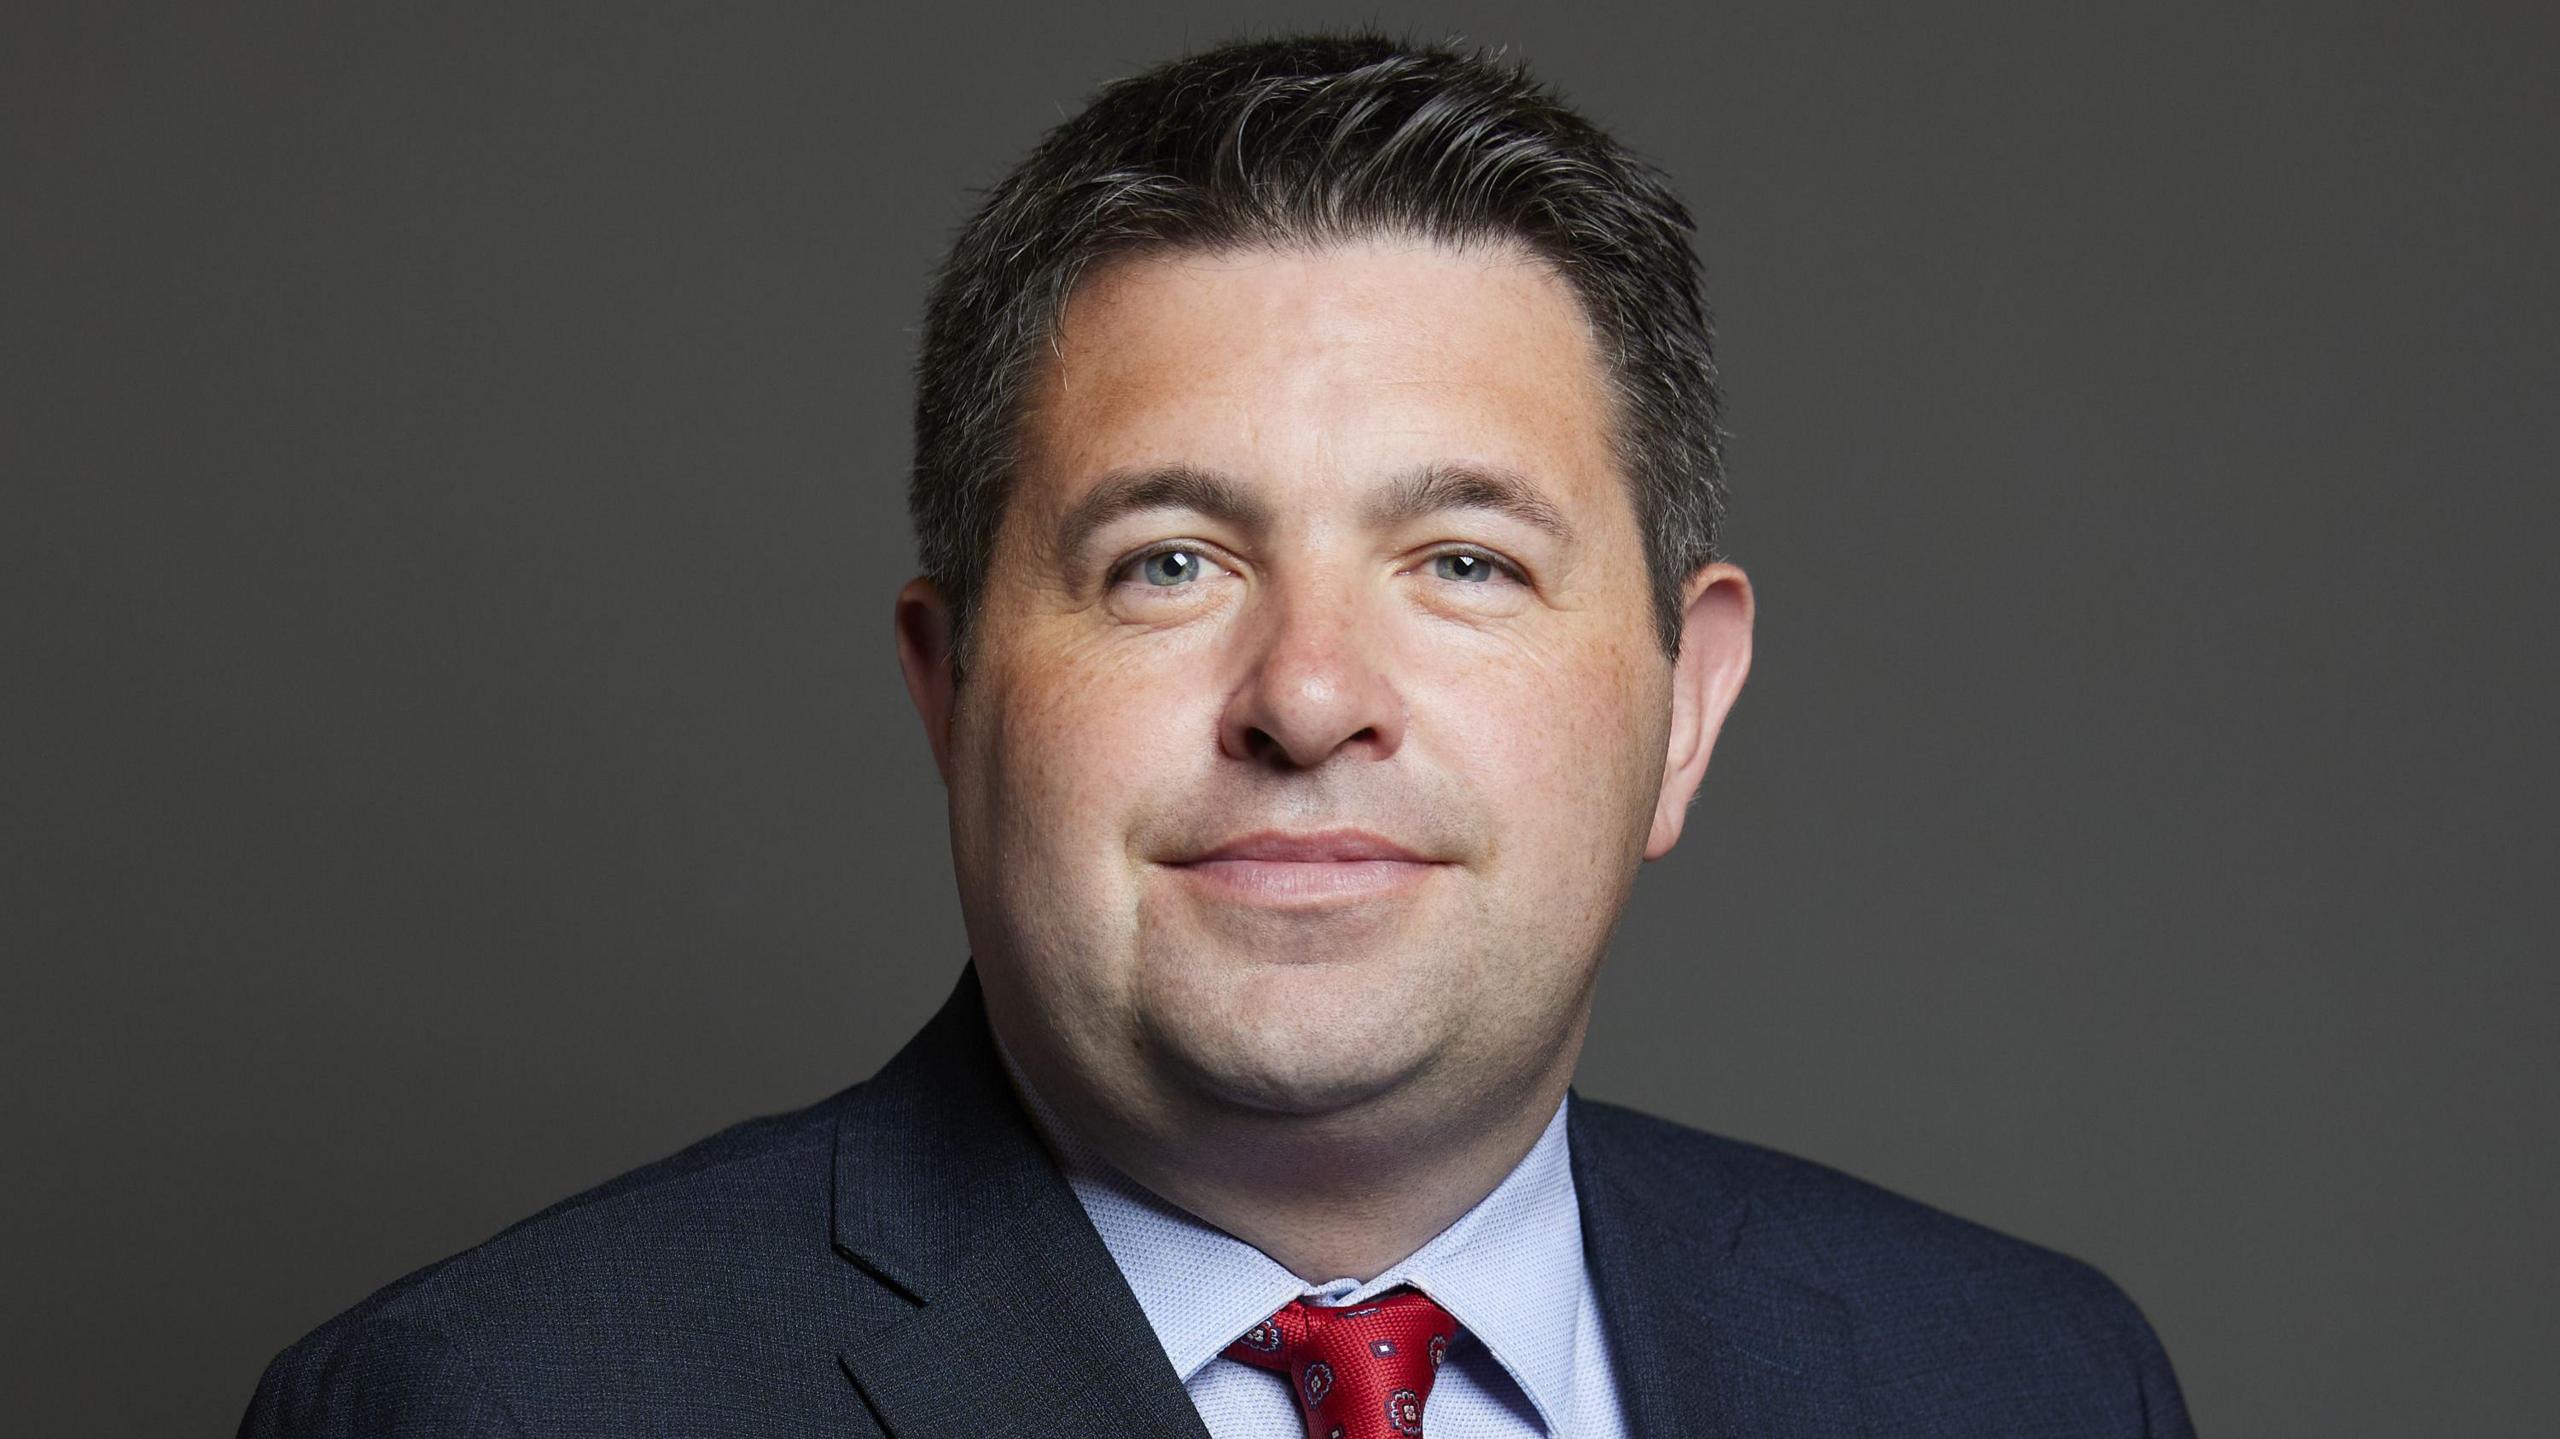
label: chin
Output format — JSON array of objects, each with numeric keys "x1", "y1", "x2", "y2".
[
  {"x1": 1169, "y1": 1037, "x2": 1427, "y2": 1118},
  {"x1": 1134, "y1": 958, "x2": 1457, "y2": 1118}
]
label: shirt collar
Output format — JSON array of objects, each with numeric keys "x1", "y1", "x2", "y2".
[{"x1": 994, "y1": 1035, "x2": 1588, "y2": 1433}]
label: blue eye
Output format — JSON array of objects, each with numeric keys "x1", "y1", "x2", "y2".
[
  {"x1": 1432, "y1": 552, "x2": 1503, "y2": 583},
  {"x1": 1135, "y1": 549, "x2": 1205, "y2": 586}
]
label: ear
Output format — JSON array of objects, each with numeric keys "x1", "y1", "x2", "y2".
[
  {"x1": 893, "y1": 576, "x2": 959, "y2": 783},
  {"x1": 1646, "y1": 561, "x2": 1755, "y2": 859}
]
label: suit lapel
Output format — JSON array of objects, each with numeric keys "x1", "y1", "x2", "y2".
[
  {"x1": 829, "y1": 966, "x2": 1212, "y2": 1439},
  {"x1": 828, "y1": 978, "x2": 1865, "y2": 1438},
  {"x1": 1571, "y1": 1097, "x2": 1866, "y2": 1439}
]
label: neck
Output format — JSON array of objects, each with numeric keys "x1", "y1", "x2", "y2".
[{"x1": 998, "y1": 1019, "x2": 1585, "y2": 1284}]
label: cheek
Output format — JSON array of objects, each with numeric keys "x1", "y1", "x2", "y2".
[
  {"x1": 950, "y1": 632, "x2": 1199, "y2": 1015},
  {"x1": 972, "y1": 628, "x2": 1198, "y2": 858},
  {"x1": 1435, "y1": 628, "x2": 1666, "y2": 878}
]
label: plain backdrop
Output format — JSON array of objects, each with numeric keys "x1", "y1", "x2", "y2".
[{"x1": 6, "y1": 3, "x2": 2554, "y2": 1434}]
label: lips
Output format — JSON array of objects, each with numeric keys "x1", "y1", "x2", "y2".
[
  {"x1": 1179, "y1": 828, "x2": 1433, "y2": 865},
  {"x1": 1165, "y1": 829, "x2": 1443, "y2": 908}
]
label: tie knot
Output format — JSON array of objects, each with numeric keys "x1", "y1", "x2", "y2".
[{"x1": 1223, "y1": 1287, "x2": 1459, "y2": 1438}]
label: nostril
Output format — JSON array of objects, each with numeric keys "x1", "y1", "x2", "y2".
[{"x1": 1242, "y1": 724, "x2": 1384, "y2": 770}]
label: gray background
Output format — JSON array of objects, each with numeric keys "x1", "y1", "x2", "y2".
[{"x1": 6, "y1": 2, "x2": 2553, "y2": 1434}]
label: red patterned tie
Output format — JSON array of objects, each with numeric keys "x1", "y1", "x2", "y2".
[{"x1": 1222, "y1": 1287, "x2": 1460, "y2": 1439}]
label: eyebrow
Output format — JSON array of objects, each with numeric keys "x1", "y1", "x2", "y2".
[
  {"x1": 1049, "y1": 459, "x2": 1577, "y2": 560},
  {"x1": 1363, "y1": 463, "x2": 1576, "y2": 545},
  {"x1": 1054, "y1": 465, "x2": 1271, "y2": 561}
]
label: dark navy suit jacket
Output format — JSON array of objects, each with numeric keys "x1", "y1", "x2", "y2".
[{"x1": 240, "y1": 966, "x2": 2195, "y2": 1437}]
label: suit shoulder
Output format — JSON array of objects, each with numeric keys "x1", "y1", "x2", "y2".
[
  {"x1": 1578, "y1": 1097, "x2": 2104, "y2": 1281},
  {"x1": 1576, "y1": 1098, "x2": 2193, "y2": 1433},
  {"x1": 240, "y1": 1091, "x2": 857, "y2": 1435},
  {"x1": 1576, "y1": 1100, "x2": 2181, "y2": 1357}
]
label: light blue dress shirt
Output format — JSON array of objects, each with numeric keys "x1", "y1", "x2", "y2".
[{"x1": 998, "y1": 1045, "x2": 1631, "y2": 1438}]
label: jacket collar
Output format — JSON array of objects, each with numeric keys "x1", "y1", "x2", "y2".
[
  {"x1": 828, "y1": 966, "x2": 1863, "y2": 1439},
  {"x1": 1569, "y1": 1097, "x2": 1867, "y2": 1439},
  {"x1": 828, "y1": 964, "x2": 1212, "y2": 1439}
]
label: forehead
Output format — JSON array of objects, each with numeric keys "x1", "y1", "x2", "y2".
[{"x1": 1013, "y1": 237, "x2": 1629, "y2": 526}]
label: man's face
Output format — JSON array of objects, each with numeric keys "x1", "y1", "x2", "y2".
[{"x1": 902, "y1": 238, "x2": 1748, "y2": 1138}]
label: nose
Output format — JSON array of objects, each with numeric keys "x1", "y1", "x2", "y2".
[{"x1": 1218, "y1": 580, "x2": 1406, "y2": 769}]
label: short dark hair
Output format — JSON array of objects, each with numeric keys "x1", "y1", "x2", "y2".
[{"x1": 910, "y1": 32, "x2": 1726, "y2": 668}]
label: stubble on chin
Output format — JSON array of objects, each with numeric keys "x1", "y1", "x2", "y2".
[{"x1": 1120, "y1": 901, "x2": 1481, "y2": 1120}]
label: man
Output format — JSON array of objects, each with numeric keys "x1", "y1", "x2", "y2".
[{"x1": 242, "y1": 33, "x2": 2192, "y2": 1438}]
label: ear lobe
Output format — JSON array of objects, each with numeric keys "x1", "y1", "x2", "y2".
[
  {"x1": 1646, "y1": 562, "x2": 1755, "y2": 860},
  {"x1": 893, "y1": 577, "x2": 959, "y2": 783}
]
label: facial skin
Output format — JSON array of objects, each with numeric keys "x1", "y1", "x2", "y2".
[{"x1": 897, "y1": 237, "x2": 1754, "y2": 1280}]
